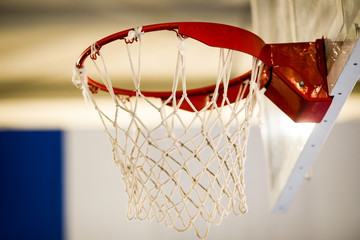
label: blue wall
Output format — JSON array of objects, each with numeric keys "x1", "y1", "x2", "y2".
[{"x1": 0, "y1": 130, "x2": 63, "y2": 240}]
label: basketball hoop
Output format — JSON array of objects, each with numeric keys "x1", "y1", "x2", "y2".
[{"x1": 72, "y1": 22, "x2": 332, "y2": 239}]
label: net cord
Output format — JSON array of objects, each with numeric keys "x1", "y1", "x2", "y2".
[{"x1": 72, "y1": 28, "x2": 263, "y2": 239}]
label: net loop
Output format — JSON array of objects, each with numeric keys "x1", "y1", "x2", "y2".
[
  {"x1": 90, "y1": 42, "x2": 100, "y2": 60},
  {"x1": 72, "y1": 67, "x2": 94, "y2": 104},
  {"x1": 125, "y1": 26, "x2": 144, "y2": 44}
]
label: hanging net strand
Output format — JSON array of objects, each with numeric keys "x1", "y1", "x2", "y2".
[{"x1": 72, "y1": 27, "x2": 263, "y2": 239}]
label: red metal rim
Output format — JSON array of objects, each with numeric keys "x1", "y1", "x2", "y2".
[{"x1": 75, "y1": 22, "x2": 270, "y2": 98}]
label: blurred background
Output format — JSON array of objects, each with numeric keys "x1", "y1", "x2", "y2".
[
  {"x1": 0, "y1": 0, "x2": 253, "y2": 128},
  {"x1": 0, "y1": 0, "x2": 359, "y2": 239}
]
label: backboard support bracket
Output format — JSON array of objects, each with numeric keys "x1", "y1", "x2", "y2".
[{"x1": 270, "y1": 38, "x2": 360, "y2": 213}]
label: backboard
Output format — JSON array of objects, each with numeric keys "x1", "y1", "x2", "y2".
[{"x1": 251, "y1": 0, "x2": 360, "y2": 212}]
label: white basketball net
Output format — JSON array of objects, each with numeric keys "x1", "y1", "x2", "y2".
[{"x1": 73, "y1": 27, "x2": 263, "y2": 239}]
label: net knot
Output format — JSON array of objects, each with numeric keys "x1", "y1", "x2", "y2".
[
  {"x1": 125, "y1": 26, "x2": 144, "y2": 44},
  {"x1": 72, "y1": 67, "x2": 85, "y2": 88},
  {"x1": 72, "y1": 66, "x2": 92, "y2": 103},
  {"x1": 177, "y1": 38, "x2": 186, "y2": 56}
]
